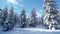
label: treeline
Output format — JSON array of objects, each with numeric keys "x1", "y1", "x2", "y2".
[{"x1": 0, "y1": 6, "x2": 43, "y2": 31}]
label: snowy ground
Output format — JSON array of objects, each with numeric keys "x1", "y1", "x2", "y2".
[
  {"x1": 0, "y1": 25, "x2": 60, "y2": 34},
  {"x1": 0, "y1": 28, "x2": 60, "y2": 34}
]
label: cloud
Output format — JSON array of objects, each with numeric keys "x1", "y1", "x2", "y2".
[
  {"x1": 7, "y1": 0, "x2": 19, "y2": 5},
  {"x1": 7, "y1": 0, "x2": 24, "y2": 7},
  {"x1": 36, "y1": 9, "x2": 43, "y2": 18},
  {"x1": 36, "y1": 11, "x2": 42, "y2": 18}
]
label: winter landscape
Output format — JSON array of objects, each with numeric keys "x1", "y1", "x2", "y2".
[{"x1": 0, "y1": 0, "x2": 60, "y2": 34}]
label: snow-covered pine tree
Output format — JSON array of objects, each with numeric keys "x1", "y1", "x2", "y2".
[
  {"x1": 19, "y1": 8, "x2": 27, "y2": 28},
  {"x1": 57, "y1": 9, "x2": 60, "y2": 25},
  {"x1": 14, "y1": 14, "x2": 20, "y2": 28},
  {"x1": 28, "y1": 8, "x2": 37, "y2": 27},
  {"x1": 8, "y1": 6, "x2": 15, "y2": 30},
  {"x1": 0, "y1": 7, "x2": 2, "y2": 25},
  {"x1": 1, "y1": 6, "x2": 8, "y2": 26},
  {"x1": 43, "y1": 0, "x2": 59, "y2": 29},
  {"x1": 14, "y1": 14, "x2": 18, "y2": 24},
  {"x1": 3, "y1": 6, "x2": 15, "y2": 31}
]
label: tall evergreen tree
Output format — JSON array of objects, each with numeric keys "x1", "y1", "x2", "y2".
[
  {"x1": 1, "y1": 6, "x2": 8, "y2": 26},
  {"x1": 57, "y1": 9, "x2": 60, "y2": 25},
  {"x1": 43, "y1": 0, "x2": 59, "y2": 29},
  {"x1": 14, "y1": 14, "x2": 20, "y2": 28},
  {"x1": 3, "y1": 7, "x2": 15, "y2": 31},
  {"x1": 0, "y1": 7, "x2": 2, "y2": 25},
  {"x1": 20, "y1": 8, "x2": 27, "y2": 28},
  {"x1": 28, "y1": 8, "x2": 37, "y2": 27}
]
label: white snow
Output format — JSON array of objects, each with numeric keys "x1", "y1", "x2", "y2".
[{"x1": 0, "y1": 28, "x2": 60, "y2": 34}]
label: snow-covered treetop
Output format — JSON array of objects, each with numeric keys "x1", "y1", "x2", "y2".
[
  {"x1": 30, "y1": 8, "x2": 37, "y2": 17},
  {"x1": 21, "y1": 8, "x2": 26, "y2": 15},
  {"x1": 9, "y1": 6, "x2": 14, "y2": 17},
  {"x1": 43, "y1": 0, "x2": 58, "y2": 14}
]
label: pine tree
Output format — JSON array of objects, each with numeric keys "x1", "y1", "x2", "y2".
[
  {"x1": 3, "y1": 7, "x2": 15, "y2": 31},
  {"x1": 57, "y1": 9, "x2": 60, "y2": 25},
  {"x1": 14, "y1": 14, "x2": 20, "y2": 28},
  {"x1": 20, "y1": 8, "x2": 27, "y2": 28},
  {"x1": 43, "y1": 0, "x2": 59, "y2": 29},
  {"x1": 28, "y1": 8, "x2": 37, "y2": 27},
  {"x1": 8, "y1": 6, "x2": 15, "y2": 30},
  {"x1": 0, "y1": 7, "x2": 2, "y2": 25},
  {"x1": 1, "y1": 6, "x2": 8, "y2": 26},
  {"x1": 1, "y1": 6, "x2": 8, "y2": 31}
]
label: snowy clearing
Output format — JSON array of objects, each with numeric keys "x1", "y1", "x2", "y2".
[
  {"x1": 13, "y1": 28, "x2": 60, "y2": 32},
  {"x1": 0, "y1": 28, "x2": 60, "y2": 34}
]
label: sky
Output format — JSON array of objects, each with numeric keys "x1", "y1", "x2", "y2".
[{"x1": 0, "y1": 0, "x2": 60, "y2": 17}]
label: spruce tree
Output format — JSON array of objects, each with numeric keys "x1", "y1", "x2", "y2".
[
  {"x1": 28, "y1": 8, "x2": 37, "y2": 27},
  {"x1": 43, "y1": 0, "x2": 59, "y2": 29},
  {"x1": 0, "y1": 7, "x2": 2, "y2": 25},
  {"x1": 1, "y1": 6, "x2": 8, "y2": 26},
  {"x1": 3, "y1": 7, "x2": 15, "y2": 31},
  {"x1": 20, "y1": 8, "x2": 27, "y2": 28},
  {"x1": 14, "y1": 14, "x2": 20, "y2": 28}
]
